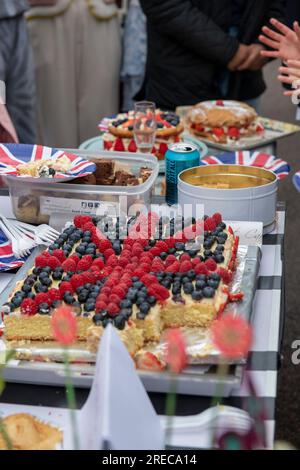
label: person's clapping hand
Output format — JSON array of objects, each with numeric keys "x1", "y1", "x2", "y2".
[
  {"x1": 259, "y1": 18, "x2": 300, "y2": 62},
  {"x1": 278, "y1": 60, "x2": 300, "y2": 100}
]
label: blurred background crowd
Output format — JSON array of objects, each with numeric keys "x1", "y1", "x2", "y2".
[{"x1": 0, "y1": 0, "x2": 299, "y2": 150}]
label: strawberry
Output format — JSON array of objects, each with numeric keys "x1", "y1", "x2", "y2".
[
  {"x1": 158, "y1": 142, "x2": 168, "y2": 157},
  {"x1": 59, "y1": 281, "x2": 74, "y2": 296},
  {"x1": 128, "y1": 139, "x2": 137, "y2": 152},
  {"x1": 212, "y1": 213, "x2": 222, "y2": 226},
  {"x1": 62, "y1": 259, "x2": 77, "y2": 273},
  {"x1": 228, "y1": 127, "x2": 240, "y2": 140},
  {"x1": 212, "y1": 127, "x2": 225, "y2": 139},
  {"x1": 107, "y1": 302, "x2": 120, "y2": 316},
  {"x1": 20, "y1": 298, "x2": 37, "y2": 316},
  {"x1": 136, "y1": 352, "x2": 164, "y2": 372},
  {"x1": 179, "y1": 260, "x2": 193, "y2": 273},
  {"x1": 205, "y1": 258, "x2": 217, "y2": 272},
  {"x1": 34, "y1": 293, "x2": 50, "y2": 306},
  {"x1": 216, "y1": 100, "x2": 224, "y2": 106},
  {"x1": 218, "y1": 268, "x2": 233, "y2": 285},
  {"x1": 35, "y1": 254, "x2": 48, "y2": 268},
  {"x1": 114, "y1": 137, "x2": 125, "y2": 152},
  {"x1": 52, "y1": 249, "x2": 66, "y2": 263}
]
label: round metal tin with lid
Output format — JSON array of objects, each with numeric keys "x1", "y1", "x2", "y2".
[{"x1": 178, "y1": 165, "x2": 278, "y2": 232}]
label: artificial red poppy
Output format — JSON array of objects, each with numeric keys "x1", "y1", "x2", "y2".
[
  {"x1": 164, "y1": 328, "x2": 187, "y2": 374},
  {"x1": 51, "y1": 305, "x2": 77, "y2": 346},
  {"x1": 211, "y1": 313, "x2": 252, "y2": 359}
]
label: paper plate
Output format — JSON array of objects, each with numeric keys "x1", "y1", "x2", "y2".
[
  {"x1": 293, "y1": 171, "x2": 300, "y2": 192},
  {"x1": 0, "y1": 230, "x2": 28, "y2": 272},
  {"x1": 0, "y1": 144, "x2": 96, "y2": 181},
  {"x1": 199, "y1": 151, "x2": 290, "y2": 180}
]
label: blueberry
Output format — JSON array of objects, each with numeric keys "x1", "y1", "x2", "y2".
[
  {"x1": 60, "y1": 233, "x2": 68, "y2": 241},
  {"x1": 187, "y1": 270, "x2": 196, "y2": 280},
  {"x1": 89, "y1": 292, "x2": 98, "y2": 299},
  {"x1": 204, "y1": 240, "x2": 213, "y2": 250},
  {"x1": 82, "y1": 237, "x2": 91, "y2": 244},
  {"x1": 76, "y1": 245, "x2": 86, "y2": 255},
  {"x1": 14, "y1": 291, "x2": 26, "y2": 300},
  {"x1": 148, "y1": 296, "x2": 157, "y2": 306},
  {"x1": 192, "y1": 291, "x2": 203, "y2": 301},
  {"x1": 136, "y1": 311, "x2": 146, "y2": 320},
  {"x1": 84, "y1": 284, "x2": 92, "y2": 291},
  {"x1": 139, "y1": 302, "x2": 150, "y2": 314},
  {"x1": 172, "y1": 284, "x2": 181, "y2": 295},
  {"x1": 209, "y1": 273, "x2": 221, "y2": 281},
  {"x1": 38, "y1": 303, "x2": 50, "y2": 315},
  {"x1": 136, "y1": 297, "x2": 146, "y2": 307},
  {"x1": 43, "y1": 267, "x2": 52, "y2": 274},
  {"x1": 182, "y1": 277, "x2": 190, "y2": 285},
  {"x1": 76, "y1": 286, "x2": 84, "y2": 294},
  {"x1": 85, "y1": 248, "x2": 96, "y2": 256},
  {"x1": 196, "y1": 274, "x2": 207, "y2": 282},
  {"x1": 11, "y1": 296, "x2": 23, "y2": 307},
  {"x1": 172, "y1": 295, "x2": 184, "y2": 304},
  {"x1": 53, "y1": 271, "x2": 62, "y2": 281},
  {"x1": 196, "y1": 280, "x2": 206, "y2": 290},
  {"x1": 27, "y1": 292, "x2": 35, "y2": 299},
  {"x1": 62, "y1": 275, "x2": 71, "y2": 283},
  {"x1": 214, "y1": 254, "x2": 225, "y2": 264},
  {"x1": 168, "y1": 248, "x2": 176, "y2": 255},
  {"x1": 33, "y1": 267, "x2": 42, "y2": 275},
  {"x1": 39, "y1": 271, "x2": 49, "y2": 280},
  {"x1": 160, "y1": 252, "x2": 168, "y2": 261},
  {"x1": 215, "y1": 245, "x2": 225, "y2": 252},
  {"x1": 120, "y1": 308, "x2": 132, "y2": 319},
  {"x1": 207, "y1": 280, "x2": 219, "y2": 289},
  {"x1": 78, "y1": 293, "x2": 88, "y2": 303},
  {"x1": 131, "y1": 276, "x2": 139, "y2": 283},
  {"x1": 162, "y1": 280, "x2": 172, "y2": 289},
  {"x1": 52, "y1": 300, "x2": 61, "y2": 309},
  {"x1": 218, "y1": 232, "x2": 228, "y2": 241},
  {"x1": 22, "y1": 284, "x2": 32, "y2": 293},
  {"x1": 64, "y1": 295, "x2": 75, "y2": 305},
  {"x1": 26, "y1": 275, "x2": 37, "y2": 285},
  {"x1": 35, "y1": 283, "x2": 48, "y2": 293},
  {"x1": 120, "y1": 299, "x2": 132, "y2": 309},
  {"x1": 217, "y1": 237, "x2": 226, "y2": 245},
  {"x1": 204, "y1": 250, "x2": 213, "y2": 258},
  {"x1": 84, "y1": 302, "x2": 95, "y2": 312},
  {"x1": 148, "y1": 240, "x2": 156, "y2": 247},
  {"x1": 183, "y1": 282, "x2": 194, "y2": 295},
  {"x1": 92, "y1": 313, "x2": 102, "y2": 326},
  {"x1": 140, "y1": 286, "x2": 148, "y2": 295},
  {"x1": 133, "y1": 281, "x2": 143, "y2": 290},
  {"x1": 41, "y1": 277, "x2": 52, "y2": 287},
  {"x1": 175, "y1": 242, "x2": 185, "y2": 251},
  {"x1": 114, "y1": 315, "x2": 126, "y2": 330},
  {"x1": 126, "y1": 288, "x2": 138, "y2": 301},
  {"x1": 102, "y1": 318, "x2": 113, "y2": 328},
  {"x1": 203, "y1": 287, "x2": 215, "y2": 298},
  {"x1": 91, "y1": 285, "x2": 101, "y2": 293},
  {"x1": 219, "y1": 222, "x2": 226, "y2": 230}
]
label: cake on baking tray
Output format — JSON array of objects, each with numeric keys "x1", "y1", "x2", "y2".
[
  {"x1": 102, "y1": 110, "x2": 184, "y2": 160},
  {"x1": 187, "y1": 100, "x2": 264, "y2": 144},
  {"x1": 2, "y1": 213, "x2": 239, "y2": 358}
]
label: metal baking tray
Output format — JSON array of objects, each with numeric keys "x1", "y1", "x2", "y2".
[{"x1": 0, "y1": 244, "x2": 261, "y2": 396}]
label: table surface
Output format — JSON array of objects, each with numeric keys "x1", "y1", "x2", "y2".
[{"x1": 0, "y1": 197, "x2": 286, "y2": 449}]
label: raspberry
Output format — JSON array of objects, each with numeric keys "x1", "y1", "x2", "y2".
[
  {"x1": 216, "y1": 100, "x2": 224, "y2": 106},
  {"x1": 112, "y1": 286, "x2": 126, "y2": 298},
  {"x1": 59, "y1": 281, "x2": 74, "y2": 296},
  {"x1": 53, "y1": 249, "x2": 66, "y2": 262},
  {"x1": 212, "y1": 213, "x2": 222, "y2": 226},
  {"x1": 205, "y1": 258, "x2": 217, "y2": 272},
  {"x1": 121, "y1": 248, "x2": 132, "y2": 258},
  {"x1": 139, "y1": 263, "x2": 151, "y2": 273},
  {"x1": 204, "y1": 217, "x2": 217, "y2": 232},
  {"x1": 101, "y1": 286, "x2": 111, "y2": 296},
  {"x1": 192, "y1": 258, "x2": 201, "y2": 267},
  {"x1": 82, "y1": 271, "x2": 95, "y2": 283},
  {"x1": 165, "y1": 261, "x2": 180, "y2": 273},
  {"x1": 70, "y1": 274, "x2": 85, "y2": 289},
  {"x1": 47, "y1": 256, "x2": 61, "y2": 270},
  {"x1": 99, "y1": 239, "x2": 112, "y2": 253},
  {"x1": 35, "y1": 293, "x2": 50, "y2": 306},
  {"x1": 123, "y1": 237, "x2": 135, "y2": 248},
  {"x1": 156, "y1": 240, "x2": 168, "y2": 253},
  {"x1": 69, "y1": 254, "x2": 80, "y2": 265},
  {"x1": 195, "y1": 263, "x2": 209, "y2": 275},
  {"x1": 20, "y1": 298, "x2": 37, "y2": 316},
  {"x1": 165, "y1": 238, "x2": 176, "y2": 249},
  {"x1": 132, "y1": 243, "x2": 144, "y2": 256},
  {"x1": 119, "y1": 257, "x2": 129, "y2": 268},
  {"x1": 141, "y1": 274, "x2": 158, "y2": 287},
  {"x1": 92, "y1": 258, "x2": 104, "y2": 270},
  {"x1": 151, "y1": 259, "x2": 165, "y2": 272},
  {"x1": 62, "y1": 259, "x2": 77, "y2": 273},
  {"x1": 103, "y1": 248, "x2": 115, "y2": 260},
  {"x1": 148, "y1": 284, "x2": 170, "y2": 301},
  {"x1": 35, "y1": 254, "x2": 48, "y2": 268},
  {"x1": 109, "y1": 294, "x2": 121, "y2": 305},
  {"x1": 80, "y1": 255, "x2": 93, "y2": 266},
  {"x1": 97, "y1": 294, "x2": 109, "y2": 304},
  {"x1": 74, "y1": 215, "x2": 92, "y2": 228},
  {"x1": 165, "y1": 255, "x2": 177, "y2": 267},
  {"x1": 91, "y1": 270, "x2": 103, "y2": 283},
  {"x1": 110, "y1": 271, "x2": 122, "y2": 280},
  {"x1": 180, "y1": 253, "x2": 191, "y2": 262},
  {"x1": 77, "y1": 258, "x2": 92, "y2": 272},
  {"x1": 107, "y1": 302, "x2": 119, "y2": 316},
  {"x1": 140, "y1": 252, "x2": 154, "y2": 262},
  {"x1": 218, "y1": 268, "x2": 233, "y2": 285},
  {"x1": 101, "y1": 267, "x2": 113, "y2": 278},
  {"x1": 149, "y1": 247, "x2": 161, "y2": 257},
  {"x1": 179, "y1": 260, "x2": 193, "y2": 273},
  {"x1": 82, "y1": 222, "x2": 96, "y2": 233},
  {"x1": 106, "y1": 255, "x2": 118, "y2": 267},
  {"x1": 95, "y1": 301, "x2": 107, "y2": 312},
  {"x1": 48, "y1": 288, "x2": 61, "y2": 303},
  {"x1": 43, "y1": 251, "x2": 51, "y2": 258}
]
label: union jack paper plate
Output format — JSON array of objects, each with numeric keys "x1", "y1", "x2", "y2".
[
  {"x1": 0, "y1": 230, "x2": 28, "y2": 272},
  {"x1": 200, "y1": 151, "x2": 290, "y2": 180},
  {"x1": 0, "y1": 144, "x2": 96, "y2": 181},
  {"x1": 293, "y1": 171, "x2": 300, "y2": 192}
]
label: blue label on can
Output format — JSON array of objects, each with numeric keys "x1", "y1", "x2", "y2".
[{"x1": 166, "y1": 143, "x2": 200, "y2": 205}]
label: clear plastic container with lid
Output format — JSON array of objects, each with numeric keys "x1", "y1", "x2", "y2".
[{"x1": 4, "y1": 150, "x2": 159, "y2": 224}]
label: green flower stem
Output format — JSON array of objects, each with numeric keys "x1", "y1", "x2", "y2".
[
  {"x1": 63, "y1": 348, "x2": 79, "y2": 450},
  {"x1": 165, "y1": 374, "x2": 177, "y2": 448},
  {"x1": 211, "y1": 362, "x2": 229, "y2": 448}
]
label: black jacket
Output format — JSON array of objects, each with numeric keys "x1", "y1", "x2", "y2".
[{"x1": 140, "y1": 0, "x2": 286, "y2": 109}]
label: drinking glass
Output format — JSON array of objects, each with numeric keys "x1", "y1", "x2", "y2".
[{"x1": 133, "y1": 101, "x2": 157, "y2": 153}]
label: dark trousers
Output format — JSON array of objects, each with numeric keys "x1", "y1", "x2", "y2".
[{"x1": 0, "y1": 14, "x2": 36, "y2": 143}]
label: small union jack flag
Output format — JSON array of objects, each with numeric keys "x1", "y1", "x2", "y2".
[
  {"x1": 0, "y1": 144, "x2": 96, "y2": 179},
  {"x1": 200, "y1": 151, "x2": 290, "y2": 180},
  {"x1": 293, "y1": 171, "x2": 300, "y2": 192},
  {"x1": 0, "y1": 230, "x2": 27, "y2": 272}
]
